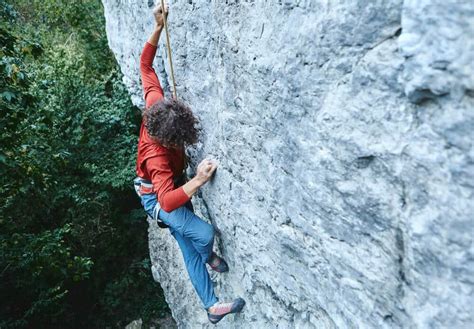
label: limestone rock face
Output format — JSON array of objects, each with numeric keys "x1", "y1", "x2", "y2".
[{"x1": 102, "y1": 1, "x2": 473, "y2": 328}]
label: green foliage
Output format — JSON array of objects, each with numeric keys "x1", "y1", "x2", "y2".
[{"x1": 0, "y1": 1, "x2": 170, "y2": 327}]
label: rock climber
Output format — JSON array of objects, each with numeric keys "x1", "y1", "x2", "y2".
[{"x1": 132, "y1": 5, "x2": 245, "y2": 324}]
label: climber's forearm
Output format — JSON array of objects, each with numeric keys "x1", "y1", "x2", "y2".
[
  {"x1": 182, "y1": 177, "x2": 206, "y2": 198},
  {"x1": 147, "y1": 25, "x2": 163, "y2": 46},
  {"x1": 182, "y1": 159, "x2": 218, "y2": 198}
]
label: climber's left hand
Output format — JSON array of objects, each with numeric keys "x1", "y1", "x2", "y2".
[{"x1": 153, "y1": 3, "x2": 169, "y2": 28}]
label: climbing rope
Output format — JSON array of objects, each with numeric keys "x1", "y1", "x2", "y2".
[{"x1": 160, "y1": 0, "x2": 178, "y2": 99}]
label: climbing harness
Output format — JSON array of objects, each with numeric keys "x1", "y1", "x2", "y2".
[
  {"x1": 134, "y1": 177, "x2": 169, "y2": 228},
  {"x1": 160, "y1": 0, "x2": 178, "y2": 99}
]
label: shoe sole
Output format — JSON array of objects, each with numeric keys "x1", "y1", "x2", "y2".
[
  {"x1": 211, "y1": 261, "x2": 229, "y2": 273},
  {"x1": 208, "y1": 298, "x2": 246, "y2": 324},
  {"x1": 209, "y1": 256, "x2": 229, "y2": 273}
]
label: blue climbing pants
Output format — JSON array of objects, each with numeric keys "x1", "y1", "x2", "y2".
[{"x1": 134, "y1": 177, "x2": 218, "y2": 309}]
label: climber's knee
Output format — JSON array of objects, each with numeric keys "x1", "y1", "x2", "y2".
[{"x1": 200, "y1": 224, "x2": 215, "y2": 247}]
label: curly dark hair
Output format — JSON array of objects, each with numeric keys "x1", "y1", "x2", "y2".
[{"x1": 144, "y1": 98, "x2": 199, "y2": 148}]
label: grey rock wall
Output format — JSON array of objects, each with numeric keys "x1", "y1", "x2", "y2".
[{"x1": 102, "y1": 1, "x2": 474, "y2": 328}]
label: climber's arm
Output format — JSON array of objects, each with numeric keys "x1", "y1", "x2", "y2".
[
  {"x1": 140, "y1": 5, "x2": 168, "y2": 108},
  {"x1": 146, "y1": 24, "x2": 163, "y2": 47},
  {"x1": 147, "y1": 155, "x2": 190, "y2": 212},
  {"x1": 147, "y1": 156, "x2": 217, "y2": 212},
  {"x1": 182, "y1": 159, "x2": 218, "y2": 198},
  {"x1": 140, "y1": 33, "x2": 164, "y2": 108}
]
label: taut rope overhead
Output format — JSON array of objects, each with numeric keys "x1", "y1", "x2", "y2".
[{"x1": 160, "y1": 0, "x2": 177, "y2": 99}]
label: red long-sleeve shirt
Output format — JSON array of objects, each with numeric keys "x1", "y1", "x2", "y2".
[{"x1": 135, "y1": 42, "x2": 189, "y2": 212}]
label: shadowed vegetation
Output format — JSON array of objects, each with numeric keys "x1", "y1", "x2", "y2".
[{"x1": 0, "y1": 1, "x2": 170, "y2": 327}]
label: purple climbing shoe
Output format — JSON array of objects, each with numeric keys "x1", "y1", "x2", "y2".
[
  {"x1": 207, "y1": 252, "x2": 229, "y2": 273},
  {"x1": 207, "y1": 298, "x2": 246, "y2": 324}
]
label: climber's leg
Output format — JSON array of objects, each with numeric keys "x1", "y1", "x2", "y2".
[
  {"x1": 159, "y1": 202, "x2": 215, "y2": 264},
  {"x1": 134, "y1": 179, "x2": 218, "y2": 308},
  {"x1": 135, "y1": 178, "x2": 215, "y2": 264},
  {"x1": 169, "y1": 227, "x2": 218, "y2": 309}
]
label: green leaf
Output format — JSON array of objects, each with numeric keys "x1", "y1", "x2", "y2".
[{"x1": 1, "y1": 91, "x2": 16, "y2": 101}]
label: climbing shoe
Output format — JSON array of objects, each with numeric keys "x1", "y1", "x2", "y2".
[
  {"x1": 207, "y1": 298, "x2": 246, "y2": 324},
  {"x1": 207, "y1": 252, "x2": 229, "y2": 273}
]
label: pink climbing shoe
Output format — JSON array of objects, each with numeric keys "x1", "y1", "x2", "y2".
[
  {"x1": 207, "y1": 252, "x2": 229, "y2": 273},
  {"x1": 207, "y1": 298, "x2": 246, "y2": 324}
]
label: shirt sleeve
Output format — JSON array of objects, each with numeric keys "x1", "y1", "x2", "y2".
[
  {"x1": 140, "y1": 42, "x2": 164, "y2": 108},
  {"x1": 146, "y1": 154, "x2": 190, "y2": 212}
]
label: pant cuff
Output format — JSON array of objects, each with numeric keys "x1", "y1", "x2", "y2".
[{"x1": 204, "y1": 296, "x2": 219, "y2": 310}]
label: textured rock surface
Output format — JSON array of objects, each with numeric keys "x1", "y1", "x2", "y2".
[{"x1": 102, "y1": 1, "x2": 474, "y2": 328}]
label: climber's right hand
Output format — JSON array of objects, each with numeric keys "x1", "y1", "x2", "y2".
[
  {"x1": 182, "y1": 159, "x2": 218, "y2": 198},
  {"x1": 195, "y1": 158, "x2": 218, "y2": 186}
]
